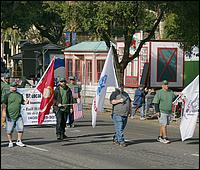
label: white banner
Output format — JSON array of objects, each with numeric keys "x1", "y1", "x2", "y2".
[
  {"x1": 92, "y1": 47, "x2": 119, "y2": 128},
  {"x1": 17, "y1": 88, "x2": 56, "y2": 125},
  {"x1": 179, "y1": 75, "x2": 199, "y2": 141}
]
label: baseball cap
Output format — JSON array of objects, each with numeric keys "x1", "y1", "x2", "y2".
[
  {"x1": 162, "y1": 80, "x2": 168, "y2": 85},
  {"x1": 10, "y1": 82, "x2": 17, "y2": 87},
  {"x1": 69, "y1": 76, "x2": 75, "y2": 80},
  {"x1": 59, "y1": 78, "x2": 66, "y2": 82},
  {"x1": 5, "y1": 74, "x2": 10, "y2": 79}
]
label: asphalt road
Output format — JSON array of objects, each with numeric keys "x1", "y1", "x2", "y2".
[{"x1": 1, "y1": 109, "x2": 199, "y2": 169}]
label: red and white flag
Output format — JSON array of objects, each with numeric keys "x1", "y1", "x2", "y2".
[
  {"x1": 73, "y1": 103, "x2": 83, "y2": 120},
  {"x1": 36, "y1": 58, "x2": 55, "y2": 125}
]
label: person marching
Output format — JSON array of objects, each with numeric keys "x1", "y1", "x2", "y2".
[
  {"x1": 2, "y1": 82, "x2": 28, "y2": 147},
  {"x1": 153, "y1": 80, "x2": 177, "y2": 144},
  {"x1": 110, "y1": 83, "x2": 132, "y2": 147},
  {"x1": 66, "y1": 76, "x2": 81, "y2": 128},
  {"x1": 53, "y1": 78, "x2": 73, "y2": 140}
]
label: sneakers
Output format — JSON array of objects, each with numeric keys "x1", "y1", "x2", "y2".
[
  {"x1": 140, "y1": 117, "x2": 146, "y2": 120},
  {"x1": 130, "y1": 116, "x2": 135, "y2": 119},
  {"x1": 162, "y1": 138, "x2": 170, "y2": 144},
  {"x1": 8, "y1": 142, "x2": 13, "y2": 148},
  {"x1": 57, "y1": 134, "x2": 61, "y2": 140},
  {"x1": 157, "y1": 136, "x2": 163, "y2": 142},
  {"x1": 119, "y1": 142, "x2": 127, "y2": 147},
  {"x1": 157, "y1": 136, "x2": 170, "y2": 144},
  {"x1": 112, "y1": 140, "x2": 119, "y2": 145},
  {"x1": 16, "y1": 140, "x2": 26, "y2": 147}
]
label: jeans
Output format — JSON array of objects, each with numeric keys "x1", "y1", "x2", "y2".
[
  {"x1": 56, "y1": 110, "x2": 67, "y2": 135},
  {"x1": 131, "y1": 104, "x2": 145, "y2": 118},
  {"x1": 112, "y1": 113, "x2": 128, "y2": 144}
]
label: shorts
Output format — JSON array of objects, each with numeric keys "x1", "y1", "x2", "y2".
[
  {"x1": 158, "y1": 112, "x2": 171, "y2": 126},
  {"x1": 6, "y1": 116, "x2": 24, "y2": 134}
]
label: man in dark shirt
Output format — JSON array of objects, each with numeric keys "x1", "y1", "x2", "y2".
[
  {"x1": 53, "y1": 78, "x2": 73, "y2": 140},
  {"x1": 110, "y1": 83, "x2": 131, "y2": 147}
]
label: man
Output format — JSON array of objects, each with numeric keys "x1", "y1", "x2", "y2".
[
  {"x1": 153, "y1": 80, "x2": 176, "y2": 144},
  {"x1": 66, "y1": 76, "x2": 81, "y2": 128},
  {"x1": 110, "y1": 83, "x2": 131, "y2": 147},
  {"x1": 53, "y1": 78, "x2": 73, "y2": 140},
  {"x1": 1, "y1": 74, "x2": 11, "y2": 128},
  {"x1": 131, "y1": 84, "x2": 147, "y2": 120},
  {"x1": 18, "y1": 76, "x2": 32, "y2": 88},
  {"x1": 2, "y1": 82, "x2": 27, "y2": 147},
  {"x1": 145, "y1": 88, "x2": 156, "y2": 117},
  {"x1": 1, "y1": 74, "x2": 11, "y2": 101}
]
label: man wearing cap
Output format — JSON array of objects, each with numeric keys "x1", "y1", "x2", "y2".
[
  {"x1": 153, "y1": 80, "x2": 177, "y2": 144},
  {"x1": 1, "y1": 74, "x2": 11, "y2": 102},
  {"x1": 1, "y1": 75, "x2": 11, "y2": 128},
  {"x1": 2, "y1": 81, "x2": 28, "y2": 147},
  {"x1": 110, "y1": 83, "x2": 131, "y2": 147},
  {"x1": 53, "y1": 78, "x2": 73, "y2": 140},
  {"x1": 66, "y1": 76, "x2": 81, "y2": 128}
]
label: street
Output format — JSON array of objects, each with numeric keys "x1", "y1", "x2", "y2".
[{"x1": 1, "y1": 109, "x2": 199, "y2": 169}]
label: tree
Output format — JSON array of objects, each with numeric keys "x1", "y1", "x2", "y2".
[
  {"x1": 163, "y1": 1, "x2": 199, "y2": 50},
  {"x1": 73, "y1": 1, "x2": 165, "y2": 84},
  {"x1": 1, "y1": 1, "x2": 66, "y2": 44}
]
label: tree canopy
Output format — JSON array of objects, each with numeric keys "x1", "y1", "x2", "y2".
[{"x1": 1, "y1": 1, "x2": 199, "y2": 82}]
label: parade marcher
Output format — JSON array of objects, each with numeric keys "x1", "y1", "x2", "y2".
[
  {"x1": 153, "y1": 80, "x2": 176, "y2": 144},
  {"x1": 66, "y1": 76, "x2": 81, "y2": 128},
  {"x1": 1, "y1": 74, "x2": 11, "y2": 128},
  {"x1": 110, "y1": 83, "x2": 131, "y2": 147},
  {"x1": 17, "y1": 76, "x2": 32, "y2": 88},
  {"x1": 1, "y1": 74, "x2": 11, "y2": 101},
  {"x1": 53, "y1": 78, "x2": 73, "y2": 140},
  {"x1": 145, "y1": 88, "x2": 156, "y2": 117},
  {"x1": 131, "y1": 84, "x2": 147, "y2": 120},
  {"x1": 1, "y1": 82, "x2": 28, "y2": 147}
]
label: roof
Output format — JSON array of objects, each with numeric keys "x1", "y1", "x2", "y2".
[
  {"x1": 10, "y1": 53, "x2": 22, "y2": 60},
  {"x1": 21, "y1": 43, "x2": 64, "y2": 51},
  {"x1": 42, "y1": 44, "x2": 64, "y2": 50},
  {"x1": 63, "y1": 41, "x2": 115, "y2": 52}
]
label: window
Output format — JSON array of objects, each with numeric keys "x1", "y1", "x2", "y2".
[
  {"x1": 66, "y1": 59, "x2": 73, "y2": 78},
  {"x1": 75, "y1": 59, "x2": 81, "y2": 81},
  {"x1": 97, "y1": 60, "x2": 105, "y2": 80},
  {"x1": 86, "y1": 60, "x2": 92, "y2": 84}
]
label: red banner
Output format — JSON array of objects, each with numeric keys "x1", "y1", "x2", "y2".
[{"x1": 37, "y1": 58, "x2": 55, "y2": 124}]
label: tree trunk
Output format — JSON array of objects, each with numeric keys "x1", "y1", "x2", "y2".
[{"x1": 115, "y1": 66, "x2": 124, "y2": 86}]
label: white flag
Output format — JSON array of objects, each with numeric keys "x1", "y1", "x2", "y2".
[
  {"x1": 92, "y1": 47, "x2": 119, "y2": 128},
  {"x1": 179, "y1": 75, "x2": 199, "y2": 141}
]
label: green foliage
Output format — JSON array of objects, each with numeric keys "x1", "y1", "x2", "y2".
[{"x1": 164, "y1": 1, "x2": 199, "y2": 50}]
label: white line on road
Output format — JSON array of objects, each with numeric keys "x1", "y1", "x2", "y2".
[
  {"x1": 25, "y1": 145, "x2": 48, "y2": 152},
  {"x1": 191, "y1": 154, "x2": 199, "y2": 157}
]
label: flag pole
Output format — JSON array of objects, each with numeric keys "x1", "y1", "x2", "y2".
[{"x1": 35, "y1": 56, "x2": 55, "y2": 90}]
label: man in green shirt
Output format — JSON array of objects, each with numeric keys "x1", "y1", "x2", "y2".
[
  {"x1": 2, "y1": 82, "x2": 28, "y2": 148},
  {"x1": 53, "y1": 78, "x2": 73, "y2": 140},
  {"x1": 153, "y1": 80, "x2": 176, "y2": 144},
  {"x1": 1, "y1": 74, "x2": 11, "y2": 128},
  {"x1": 1, "y1": 74, "x2": 11, "y2": 101}
]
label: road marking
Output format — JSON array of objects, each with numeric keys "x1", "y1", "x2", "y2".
[
  {"x1": 191, "y1": 154, "x2": 199, "y2": 157},
  {"x1": 25, "y1": 145, "x2": 48, "y2": 152},
  {"x1": 70, "y1": 130, "x2": 81, "y2": 133}
]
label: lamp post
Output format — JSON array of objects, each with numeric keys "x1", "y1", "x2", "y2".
[
  {"x1": 34, "y1": 51, "x2": 41, "y2": 79},
  {"x1": 42, "y1": 49, "x2": 48, "y2": 73}
]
